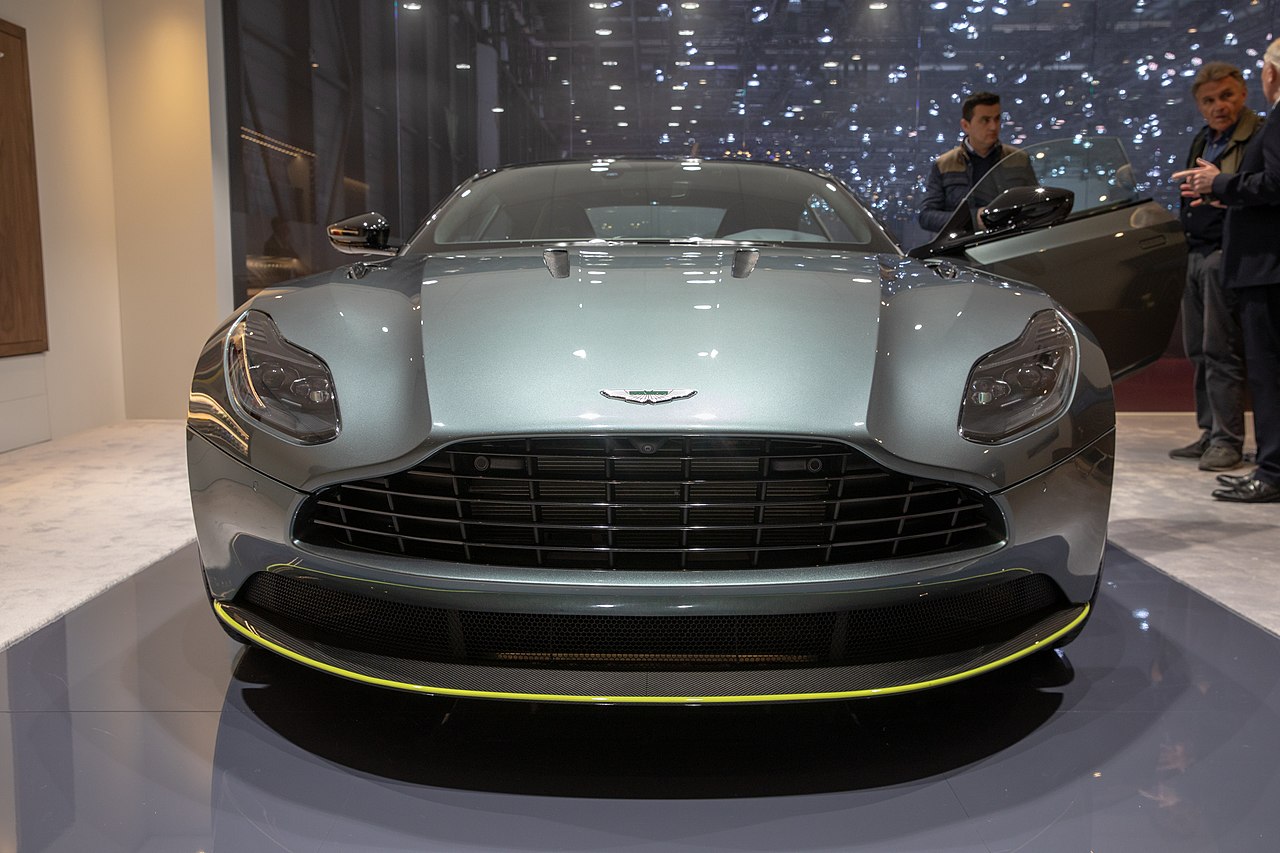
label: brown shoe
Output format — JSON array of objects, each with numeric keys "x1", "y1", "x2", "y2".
[
  {"x1": 1169, "y1": 436, "x2": 1209, "y2": 459},
  {"x1": 1198, "y1": 445, "x2": 1243, "y2": 471}
]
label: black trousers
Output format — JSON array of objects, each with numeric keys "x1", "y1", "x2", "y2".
[
  {"x1": 1237, "y1": 284, "x2": 1280, "y2": 486},
  {"x1": 1182, "y1": 250, "x2": 1247, "y2": 449}
]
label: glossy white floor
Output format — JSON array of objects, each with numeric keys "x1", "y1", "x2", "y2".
[{"x1": 2, "y1": 413, "x2": 1276, "y2": 651}]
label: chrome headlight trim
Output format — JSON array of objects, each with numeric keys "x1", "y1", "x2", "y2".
[
  {"x1": 224, "y1": 310, "x2": 341, "y2": 444},
  {"x1": 959, "y1": 309, "x2": 1078, "y2": 444}
]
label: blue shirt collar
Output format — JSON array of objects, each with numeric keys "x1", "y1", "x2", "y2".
[{"x1": 1207, "y1": 122, "x2": 1238, "y2": 145}]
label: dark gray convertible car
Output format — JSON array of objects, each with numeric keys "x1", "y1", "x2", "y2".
[{"x1": 188, "y1": 140, "x2": 1183, "y2": 703}]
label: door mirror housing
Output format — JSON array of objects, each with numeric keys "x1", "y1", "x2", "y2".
[
  {"x1": 979, "y1": 186, "x2": 1074, "y2": 232},
  {"x1": 327, "y1": 212, "x2": 398, "y2": 256}
]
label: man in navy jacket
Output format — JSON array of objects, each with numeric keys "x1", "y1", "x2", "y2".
[{"x1": 1174, "y1": 38, "x2": 1280, "y2": 502}]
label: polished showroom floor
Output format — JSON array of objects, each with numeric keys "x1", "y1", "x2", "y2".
[
  {"x1": 3, "y1": 414, "x2": 1280, "y2": 851},
  {"x1": 2, "y1": 543, "x2": 1280, "y2": 851}
]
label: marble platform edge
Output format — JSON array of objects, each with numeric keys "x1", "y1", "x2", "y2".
[
  {"x1": 0, "y1": 419, "x2": 196, "y2": 652},
  {"x1": 1105, "y1": 539, "x2": 1280, "y2": 641},
  {"x1": 1109, "y1": 410, "x2": 1280, "y2": 639}
]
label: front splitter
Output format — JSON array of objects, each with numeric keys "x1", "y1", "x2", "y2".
[{"x1": 215, "y1": 600, "x2": 1088, "y2": 704}]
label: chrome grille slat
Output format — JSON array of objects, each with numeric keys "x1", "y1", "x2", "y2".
[
  {"x1": 317, "y1": 489, "x2": 956, "y2": 511},
  {"x1": 313, "y1": 498, "x2": 987, "y2": 531},
  {"x1": 298, "y1": 436, "x2": 1005, "y2": 570},
  {"x1": 408, "y1": 470, "x2": 891, "y2": 488},
  {"x1": 310, "y1": 517, "x2": 992, "y2": 553}
]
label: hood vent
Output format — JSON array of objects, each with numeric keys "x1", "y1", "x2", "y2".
[
  {"x1": 543, "y1": 248, "x2": 570, "y2": 279},
  {"x1": 731, "y1": 248, "x2": 759, "y2": 279}
]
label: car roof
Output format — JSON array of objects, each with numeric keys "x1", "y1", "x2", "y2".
[{"x1": 470, "y1": 157, "x2": 841, "y2": 185}]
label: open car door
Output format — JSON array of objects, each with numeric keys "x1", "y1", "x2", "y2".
[{"x1": 909, "y1": 137, "x2": 1185, "y2": 379}]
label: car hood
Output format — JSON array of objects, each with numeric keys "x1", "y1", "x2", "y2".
[
  {"x1": 253, "y1": 245, "x2": 1105, "y2": 490},
  {"x1": 412, "y1": 246, "x2": 1050, "y2": 452},
  {"x1": 420, "y1": 246, "x2": 890, "y2": 436}
]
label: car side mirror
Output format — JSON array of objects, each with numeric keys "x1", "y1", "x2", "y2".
[
  {"x1": 979, "y1": 186, "x2": 1074, "y2": 232},
  {"x1": 327, "y1": 212, "x2": 398, "y2": 256}
]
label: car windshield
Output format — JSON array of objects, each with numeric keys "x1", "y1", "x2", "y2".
[{"x1": 405, "y1": 159, "x2": 898, "y2": 253}]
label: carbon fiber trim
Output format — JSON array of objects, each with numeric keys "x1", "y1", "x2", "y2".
[
  {"x1": 234, "y1": 570, "x2": 1064, "y2": 671},
  {"x1": 217, "y1": 602, "x2": 1086, "y2": 701}
]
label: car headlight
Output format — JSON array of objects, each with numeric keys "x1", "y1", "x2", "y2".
[
  {"x1": 959, "y1": 309, "x2": 1077, "y2": 443},
  {"x1": 225, "y1": 310, "x2": 340, "y2": 443}
]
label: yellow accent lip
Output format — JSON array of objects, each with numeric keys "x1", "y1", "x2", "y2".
[{"x1": 213, "y1": 600, "x2": 1090, "y2": 704}]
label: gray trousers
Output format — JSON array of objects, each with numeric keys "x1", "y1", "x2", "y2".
[{"x1": 1181, "y1": 249, "x2": 1247, "y2": 450}]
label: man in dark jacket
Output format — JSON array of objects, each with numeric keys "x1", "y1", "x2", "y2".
[
  {"x1": 1169, "y1": 63, "x2": 1260, "y2": 472},
  {"x1": 1175, "y1": 39, "x2": 1280, "y2": 502},
  {"x1": 918, "y1": 92, "x2": 1035, "y2": 236}
]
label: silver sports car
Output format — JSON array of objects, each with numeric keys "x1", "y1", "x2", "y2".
[{"x1": 188, "y1": 141, "x2": 1183, "y2": 703}]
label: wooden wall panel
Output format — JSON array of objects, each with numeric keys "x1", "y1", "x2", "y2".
[{"x1": 0, "y1": 18, "x2": 48, "y2": 358}]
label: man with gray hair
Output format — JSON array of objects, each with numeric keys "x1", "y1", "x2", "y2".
[
  {"x1": 1167, "y1": 62, "x2": 1259, "y2": 471},
  {"x1": 1175, "y1": 39, "x2": 1280, "y2": 502}
]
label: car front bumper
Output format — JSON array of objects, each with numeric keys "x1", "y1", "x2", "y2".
[{"x1": 188, "y1": 427, "x2": 1112, "y2": 703}]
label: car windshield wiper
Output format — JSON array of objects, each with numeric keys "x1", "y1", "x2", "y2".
[{"x1": 557, "y1": 237, "x2": 764, "y2": 247}]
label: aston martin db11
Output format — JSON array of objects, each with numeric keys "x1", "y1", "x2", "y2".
[{"x1": 188, "y1": 140, "x2": 1183, "y2": 702}]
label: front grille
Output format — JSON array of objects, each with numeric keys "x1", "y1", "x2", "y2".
[
  {"x1": 236, "y1": 570, "x2": 1064, "y2": 671},
  {"x1": 296, "y1": 436, "x2": 1004, "y2": 570}
]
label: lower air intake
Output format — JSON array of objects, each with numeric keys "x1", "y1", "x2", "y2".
[{"x1": 235, "y1": 570, "x2": 1063, "y2": 671}]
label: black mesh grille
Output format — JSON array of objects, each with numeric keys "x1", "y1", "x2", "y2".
[
  {"x1": 295, "y1": 436, "x2": 1005, "y2": 570},
  {"x1": 235, "y1": 570, "x2": 1063, "y2": 671}
]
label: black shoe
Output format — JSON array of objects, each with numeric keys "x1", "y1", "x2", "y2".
[
  {"x1": 1216, "y1": 471, "x2": 1256, "y2": 488},
  {"x1": 1212, "y1": 478, "x2": 1280, "y2": 502},
  {"x1": 1169, "y1": 436, "x2": 1209, "y2": 459},
  {"x1": 1199, "y1": 444, "x2": 1244, "y2": 471}
]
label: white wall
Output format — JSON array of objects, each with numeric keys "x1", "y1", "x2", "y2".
[
  {"x1": 0, "y1": 0, "x2": 125, "y2": 451},
  {"x1": 101, "y1": 0, "x2": 227, "y2": 420},
  {"x1": 0, "y1": 0, "x2": 230, "y2": 452}
]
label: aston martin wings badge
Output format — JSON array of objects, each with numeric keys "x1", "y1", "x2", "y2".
[{"x1": 599, "y1": 389, "x2": 698, "y2": 404}]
